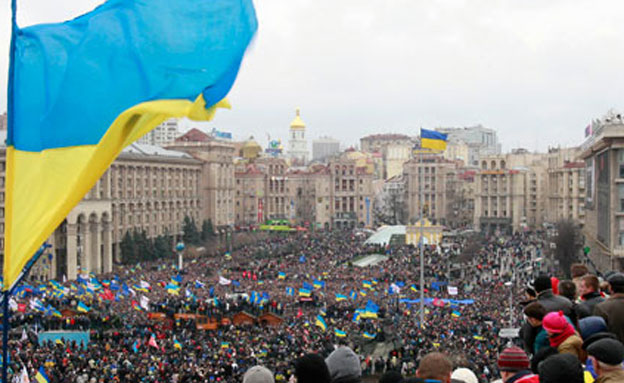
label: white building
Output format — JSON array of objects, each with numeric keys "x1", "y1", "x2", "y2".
[
  {"x1": 436, "y1": 125, "x2": 501, "y2": 167},
  {"x1": 287, "y1": 108, "x2": 309, "y2": 164},
  {"x1": 312, "y1": 136, "x2": 340, "y2": 162},
  {"x1": 137, "y1": 119, "x2": 180, "y2": 146}
]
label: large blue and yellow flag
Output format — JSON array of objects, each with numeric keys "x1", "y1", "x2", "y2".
[
  {"x1": 420, "y1": 129, "x2": 448, "y2": 151},
  {"x1": 5, "y1": 0, "x2": 257, "y2": 289}
]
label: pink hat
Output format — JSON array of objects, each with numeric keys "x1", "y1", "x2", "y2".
[{"x1": 542, "y1": 311, "x2": 567, "y2": 333}]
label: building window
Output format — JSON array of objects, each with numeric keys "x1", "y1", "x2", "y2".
[{"x1": 619, "y1": 184, "x2": 624, "y2": 212}]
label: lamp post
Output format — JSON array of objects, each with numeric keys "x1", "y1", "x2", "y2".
[{"x1": 176, "y1": 242, "x2": 185, "y2": 271}]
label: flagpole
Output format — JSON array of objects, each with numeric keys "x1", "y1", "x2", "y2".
[{"x1": 419, "y1": 147, "x2": 425, "y2": 328}]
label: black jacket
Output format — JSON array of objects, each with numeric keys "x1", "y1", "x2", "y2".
[{"x1": 576, "y1": 291, "x2": 605, "y2": 319}]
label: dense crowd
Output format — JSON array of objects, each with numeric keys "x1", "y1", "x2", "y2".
[{"x1": 3, "y1": 230, "x2": 624, "y2": 383}]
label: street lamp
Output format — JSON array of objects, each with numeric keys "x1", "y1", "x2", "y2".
[{"x1": 176, "y1": 242, "x2": 185, "y2": 271}]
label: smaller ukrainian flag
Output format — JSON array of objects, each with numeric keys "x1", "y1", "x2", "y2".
[
  {"x1": 77, "y1": 301, "x2": 90, "y2": 313},
  {"x1": 350, "y1": 290, "x2": 358, "y2": 301},
  {"x1": 55, "y1": 339, "x2": 64, "y2": 346},
  {"x1": 362, "y1": 281, "x2": 372, "y2": 289},
  {"x1": 221, "y1": 342, "x2": 230, "y2": 349},
  {"x1": 410, "y1": 284, "x2": 418, "y2": 293},
  {"x1": 451, "y1": 310, "x2": 461, "y2": 318},
  {"x1": 315, "y1": 315, "x2": 327, "y2": 331},
  {"x1": 334, "y1": 329, "x2": 347, "y2": 338},
  {"x1": 473, "y1": 335, "x2": 485, "y2": 341},
  {"x1": 359, "y1": 290, "x2": 367, "y2": 297},
  {"x1": 420, "y1": 128, "x2": 448, "y2": 151},
  {"x1": 174, "y1": 339, "x2": 182, "y2": 350},
  {"x1": 299, "y1": 288, "x2": 312, "y2": 297},
  {"x1": 335, "y1": 294, "x2": 348, "y2": 302},
  {"x1": 35, "y1": 366, "x2": 50, "y2": 383},
  {"x1": 362, "y1": 332, "x2": 376, "y2": 339},
  {"x1": 278, "y1": 272, "x2": 286, "y2": 280}
]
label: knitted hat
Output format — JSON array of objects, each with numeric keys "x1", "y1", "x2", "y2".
[
  {"x1": 587, "y1": 338, "x2": 624, "y2": 365},
  {"x1": 578, "y1": 316, "x2": 607, "y2": 340},
  {"x1": 451, "y1": 368, "x2": 478, "y2": 383},
  {"x1": 497, "y1": 346, "x2": 530, "y2": 372},
  {"x1": 538, "y1": 354, "x2": 584, "y2": 383},
  {"x1": 542, "y1": 311, "x2": 567, "y2": 333}
]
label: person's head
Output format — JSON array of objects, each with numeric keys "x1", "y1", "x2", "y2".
[
  {"x1": 570, "y1": 264, "x2": 589, "y2": 279},
  {"x1": 450, "y1": 368, "x2": 478, "y2": 383},
  {"x1": 537, "y1": 353, "x2": 584, "y2": 383},
  {"x1": 534, "y1": 275, "x2": 552, "y2": 294},
  {"x1": 530, "y1": 347, "x2": 559, "y2": 373},
  {"x1": 557, "y1": 280, "x2": 576, "y2": 301},
  {"x1": 542, "y1": 311, "x2": 572, "y2": 337},
  {"x1": 296, "y1": 354, "x2": 331, "y2": 383},
  {"x1": 416, "y1": 352, "x2": 452, "y2": 383},
  {"x1": 578, "y1": 316, "x2": 607, "y2": 340},
  {"x1": 497, "y1": 346, "x2": 530, "y2": 382},
  {"x1": 525, "y1": 281, "x2": 537, "y2": 300},
  {"x1": 325, "y1": 347, "x2": 361, "y2": 383},
  {"x1": 523, "y1": 302, "x2": 546, "y2": 327},
  {"x1": 579, "y1": 274, "x2": 600, "y2": 296},
  {"x1": 243, "y1": 366, "x2": 274, "y2": 383},
  {"x1": 587, "y1": 338, "x2": 624, "y2": 377},
  {"x1": 379, "y1": 370, "x2": 403, "y2": 383},
  {"x1": 607, "y1": 273, "x2": 624, "y2": 294}
]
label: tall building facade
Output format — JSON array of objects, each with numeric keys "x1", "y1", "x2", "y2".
[
  {"x1": 359, "y1": 134, "x2": 415, "y2": 180},
  {"x1": 136, "y1": 119, "x2": 180, "y2": 146},
  {"x1": 546, "y1": 147, "x2": 586, "y2": 224},
  {"x1": 287, "y1": 108, "x2": 309, "y2": 164},
  {"x1": 579, "y1": 113, "x2": 624, "y2": 270},
  {"x1": 166, "y1": 129, "x2": 235, "y2": 229},
  {"x1": 403, "y1": 153, "x2": 457, "y2": 225},
  {"x1": 473, "y1": 151, "x2": 547, "y2": 234},
  {"x1": 312, "y1": 137, "x2": 340, "y2": 162}
]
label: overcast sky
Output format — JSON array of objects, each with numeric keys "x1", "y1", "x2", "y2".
[{"x1": 2, "y1": 0, "x2": 624, "y2": 151}]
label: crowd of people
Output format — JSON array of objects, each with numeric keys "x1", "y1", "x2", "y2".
[{"x1": 3, "y1": 229, "x2": 624, "y2": 383}]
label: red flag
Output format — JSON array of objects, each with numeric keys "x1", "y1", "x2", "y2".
[
  {"x1": 17, "y1": 303, "x2": 26, "y2": 313},
  {"x1": 100, "y1": 288, "x2": 114, "y2": 301},
  {"x1": 433, "y1": 298, "x2": 445, "y2": 307},
  {"x1": 297, "y1": 308, "x2": 303, "y2": 318},
  {"x1": 148, "y1": 334, "x2": 159, "y2": 349}
]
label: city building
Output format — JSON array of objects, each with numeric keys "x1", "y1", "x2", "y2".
[
  {"x1": 234, "y1": 163, "x2": 265, "y2": 226},
  {"x1": 0, "y1": 140, "x2": 203, "y2": 282},
  {"x1": 0, "y1": 112, "x2": 6, "y2": 131},
  {"x1": 166, "y1": 128, "x2": 235, "y2": 229},
  {"x1": 473, "y1": 151, "x2": 547, "y2": 234},
  {"x1": 312, "y1": 136, "x2": 340, "y2": 162},
  {"x1": 403, "y1": 152, "x2": 457, "y2": 225},
  {"x1": 328, "y1": 156, "x2": 375, "y2": 228},
  {"x1": 579, "y1": 111, "x2": 624, "y2": 270},
  {"x1": 360, "y1": 133, "x2": 414, "y2": 180},
  {"x1": 136, "y1": 119, "x2": 180, "y2": 146},
  {"x1": 287, "y1": 108, "x2": 309, "y2": 164},
  {"x1": 436, "y1": 125, "x2": 501, "y2": 167},
  {"x1": 444, "y1": 141, "x2": 471, "y2": 165},
  {"x1": 360, "y1": 133, "x2": 413, "y2": 153},
  {"x1": 546, "y1": 147, "x2": 585, "y2": 224},
  {"x1": 383, "y1": 143, "x2": 412, "y2": 180}
]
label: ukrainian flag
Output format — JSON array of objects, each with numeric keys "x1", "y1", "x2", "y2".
[
  {"x1": 362, "y1": 332, "x2": 376, "y2": 339},
  {"x1": 299, "y1": 288, "x2": 312, "y2": 297},
  {"x1": 420, "y1": 129, "x2": 448, "y2": 151},
  {"x1": 4, "y1": 0, "x2": 257, "y2": 289},
  {"x1": 335, "y1": 294, "x2": 348, "y2": 302},
  {"x1": 278, "y1": 272, "x2": 286, "y2": 280},
  {"x1": 362, "y1": 281, "x2": 372, "y2": 289},
  {"x1": 221, "y1": 342, "x2": 230, "y2": 349},
  {"x1": 315, "y1": 315, "x2": 327, "y2": 331},
  {"x1": 334, "y1": 329, "x2": 347, "y2": 338},
  {"x1": 35, "y1": 366, "x2": 50, "y2": 383},
  {"x1": 451, "y1": 310, "x2": 461, "y2": 318},
  {"x1": 77, "y1": 301, "x2": 90, "y2": 313},
  {"x1": 174, "y1": 339, "x2": 182, "y2": 350}
]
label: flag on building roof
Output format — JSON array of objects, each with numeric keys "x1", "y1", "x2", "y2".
[{"x1": 3, "y1": 0, "x2": 257, "y2": 290}]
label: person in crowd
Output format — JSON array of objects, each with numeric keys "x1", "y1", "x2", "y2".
[
  {"x1": 325, "y1": 347, "x2": 362, "y2": 383},
  {"x1": 450, "y1": 367, "x2": 478, "y2": 383},
  {"x1": 295, "y1": 353, "x2": 331, "y2": 383},
  {"x1": 523, "y1": 302, "x2": 549, "y2": 354},
  {"x1": 415, "y1": 352, "x2": 452, "y2": 383},
  {"x1": 582, "y1": 332, "x2": 619, "y2": 381},
  {"x1": 537, "y1": 353, "x2": 584, "y2": 383},
  {"x1": 557, "y1": 279, "x2": 580, "y2": 325},
  {"x1": 534, "y1": 274, "x2": 573, "y2": 315},
  {"x1": 244, "y1": 366, "x2": 275, "y2": 383},
  {"x1": 577, "y1": 275, "x2": 605, "y2": 319},
  {"x1": 578, "y1": 316, "x2": 608, "y2": 342},
  {"x1": 586, "y1": 338, "x2": 624, "y2": 383},
  {"x1": 571, "y1": 263, "x2": 590, "y2": 292},
  {"x1": 594, "y1": 273, "x2": 624, "y2": 344},
  {"x1": 542, "y1": 311, "x2": 585, "y2": 361},
  {"x1": 496, "y1": 346, "x2": 539, "y2": 383}
]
